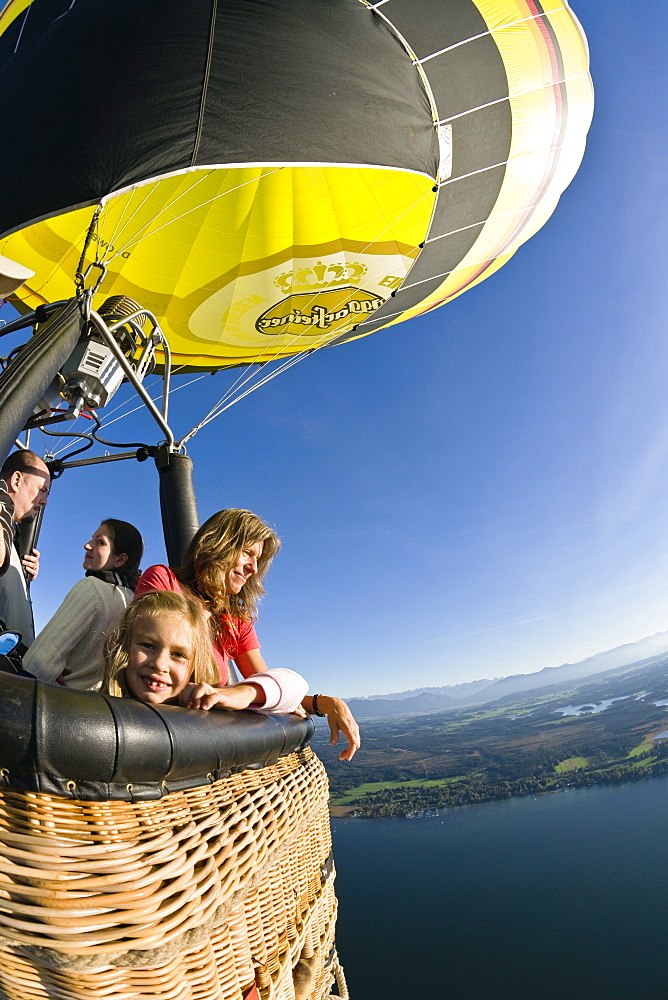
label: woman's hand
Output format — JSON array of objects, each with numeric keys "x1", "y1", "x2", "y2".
[
  {"x1": 304, "y1": 695, "x2": 361, "y2": 761},
  {"x1": 179, "y1": 681, "x2": 260, "y2": 711}
]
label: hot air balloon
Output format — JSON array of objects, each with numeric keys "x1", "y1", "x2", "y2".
[
  {"x1": 0, "y1": 3, "x2": 593, "y2": 999},
  {"x1": 0, "y1": 0, "x2": 593, "y2": 371}
]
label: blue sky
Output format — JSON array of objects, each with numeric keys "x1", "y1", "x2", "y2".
[{"x1": 3, "y1": 1, "x2": 668, "y2": 698}]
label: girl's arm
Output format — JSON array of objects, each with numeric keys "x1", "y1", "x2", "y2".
[
  {"x1": 180, "y1": 668, "x2": 307, "y2": 714},
  {"x1": 236, "y1": 650, "x2": 361, "y2": 760},
  {"x1": 180, "y1": 682, "x2": 261, "y2": 711}
]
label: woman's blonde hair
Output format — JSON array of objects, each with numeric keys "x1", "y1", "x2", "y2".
[
  {"x1": 176, "y1": 508, "x2": 280, "y2": 621},
  {"x1": 103, "y1": 590, "x2": 218, "y2": 698}
]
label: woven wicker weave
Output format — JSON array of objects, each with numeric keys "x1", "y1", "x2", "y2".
[{"x1": 0, "y1": 747, "x2": 346, "y2": 1000}]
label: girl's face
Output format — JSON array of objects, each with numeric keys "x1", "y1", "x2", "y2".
[
  {"x1": 125, "y1": 613, "x2": 194, "y2": 704},
  {"x1": 83, "y1": 525, "x2": 127, "y2": 573}
]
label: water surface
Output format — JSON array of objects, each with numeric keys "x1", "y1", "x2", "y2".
[
  {"x1": 553, "y1": 695, "x2": 628, "y2": 716},
  {"x1": 332, "y1": 775, "x2": 668, "y2": 1000}
]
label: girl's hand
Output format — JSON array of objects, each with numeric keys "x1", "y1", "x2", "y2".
[{"x1": 179, "y1": 681, "x2": 260, "y2": 711}]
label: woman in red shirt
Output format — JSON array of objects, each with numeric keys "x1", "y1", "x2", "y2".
[{"x1": 136, "y1": 508, "x2": 360, "y2": 760}]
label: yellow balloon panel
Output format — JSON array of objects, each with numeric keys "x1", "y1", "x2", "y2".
[
  {"x1": 2, "y1": 166, "x2": 435, "y2": 369},
  {"x1": 0, "y1": 0, "x2": 32, "y2": 32}
]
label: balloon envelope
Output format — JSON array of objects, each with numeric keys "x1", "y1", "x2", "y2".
[{"x1": 0, "y1": 0, "x2": 593, "y2": 371}]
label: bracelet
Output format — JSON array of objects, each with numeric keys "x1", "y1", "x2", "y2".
[{"x1": 312, "y1": 694, "x2": 326, "y2": 717}]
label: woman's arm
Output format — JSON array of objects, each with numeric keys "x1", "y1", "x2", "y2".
[
  {"x1": 181, "y1": 669, "x2": 308, "y2": 714},
  {"x1": 236, "y1": 650, "x2": 361, "y2": 760},
  {"x1": 235, "y1": 647, "x2": 270, "y2": 675},
  {"x1": 233, "y1": 648, "x2": 307, "y2": 713},
  {"x1": 302, "y1": 694, "x2": 361, "y2": 761}
]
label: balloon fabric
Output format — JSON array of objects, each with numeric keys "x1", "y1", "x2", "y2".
[{"x1": 0, "y1": 0, "x2": 593, "y2": 372}]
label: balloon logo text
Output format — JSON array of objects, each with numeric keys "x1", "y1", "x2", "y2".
[{"x1": 256, "y1": 288, "x2": 386, "y2": 337}]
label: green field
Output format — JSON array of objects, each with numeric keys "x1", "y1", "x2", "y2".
[
  {"x1": 554, "y1": 756, "x2": 588, "y2": 773},
  {"x1": 628, "y1": 740, "x2": 654, "y2": 757},
  {"x1": 630, "y1": 755, "x2": 657, "y2": 768},
  {"x1": 331, "y1": 774, "x2": 473, "y2": 805}
]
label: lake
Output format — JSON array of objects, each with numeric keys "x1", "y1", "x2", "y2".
[
  {"x1": 332, "y1": 774, "x2": 668, "y2": 1000},
  {"x1": 552, "y1": 695, "x2": 629, "y2": 716}
]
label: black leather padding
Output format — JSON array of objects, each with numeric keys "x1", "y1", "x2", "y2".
[
  {"x1": 0, "y1": 672, "x2": 314, "y2": 801},
  {"x1": 0, "y1": 298, "x2": 84, "y2": 470}
]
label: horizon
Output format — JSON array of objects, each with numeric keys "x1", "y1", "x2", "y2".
[
  {"x1": 2, "y1": 2, "x2": 668, "y2": 700},
  {"x1": 346, "y1": 626, "x2": 668, "y2": 701}
]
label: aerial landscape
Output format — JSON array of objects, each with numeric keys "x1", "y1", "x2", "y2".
[{"x1": 316, "y1": 633, "x2": 668, "y2": 817}]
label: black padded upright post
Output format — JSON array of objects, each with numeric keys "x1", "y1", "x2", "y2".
[
  {"x1": 15, "y1": 506, "x2": 45, "y2": 586},
  {"x1": 155, "y1": 447, "x2": 200, "y2": 567},
  {"x1": 0, "y1": 298, "x2": 84, "y2": 468}
]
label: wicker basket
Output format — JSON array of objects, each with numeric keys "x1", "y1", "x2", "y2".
[{"x1": 0, "y1": 675, "x2": 348, "y2": 1000}]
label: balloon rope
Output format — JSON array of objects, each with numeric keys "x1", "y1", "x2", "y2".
[
  {"x1": 75, "y1": 205, "x2": 102, "y2": 292},
  {"x1": 418, "y1": 7, "x2": 566, "y2": 65},
  {"x1": 178, "y1": 350, "x2": 323, "y2": 447},
  {"x1": 438, "y1": 69, "x2": 589, "y2": 126},
  {"x1": 12, "y1": 4, "x2": 31, "y2": 54},
  {"x1": 95, "y1": 185, "x2": 146, "y2": 265},
  {"x1": 102, "y1": 168, "x2": 283, "y2": 263},
  {"x1": 97, "y1": 372, "x2": 211, "y2": 435},
  {"x1": 99, "y1": 171, "x2": 214, "y2": 266},
  {"x1": 94, "y1": 375, "x2": 162, "y2": 425},
  {"x1": 190, "y1": 0, "x2": 218, "y2": 166},
  {"x1": 178, "y1": 362, "x2": 295, "y2": 446},
  {"x1": 177, "y1": 330, "x2": 356, "y2": 447}
]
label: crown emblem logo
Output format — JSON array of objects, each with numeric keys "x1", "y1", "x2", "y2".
[{"x1": 274, "y1": 260, "x2": 367, "y2": 295}]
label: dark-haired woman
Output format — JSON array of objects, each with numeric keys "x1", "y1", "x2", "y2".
[
  {"x1": 136, "y1": 508, "x2": 361, "y2": 760},
  {"x1": 24, "y1": 519, "x2": 144, "y2": 690}
]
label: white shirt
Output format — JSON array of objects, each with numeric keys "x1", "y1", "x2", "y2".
[{"x1": 24, "y1": 576, "x2": 132, "y2": 690}]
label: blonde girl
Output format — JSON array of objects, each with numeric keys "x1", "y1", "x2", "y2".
[{"x1": 103, "y1": 590, "x2": 307, "y2": 713}]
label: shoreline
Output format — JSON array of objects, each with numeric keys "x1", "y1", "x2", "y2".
[{"x1": 328, "y1": 754, "x2": 668, "y2": 819}]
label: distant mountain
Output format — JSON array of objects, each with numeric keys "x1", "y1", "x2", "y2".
[
  {"x1": 465, "y1": 631, "x2": 668, "y2": 705},
  {"x1": 353, "y1": 678, "x2": 496, "y2": 702},
  {"x1": 347, "y1": 630, "x2": 668, "y2": 719},
  {"x1": 344, "y1": 691, "x2": 458, "y2": 718}
]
